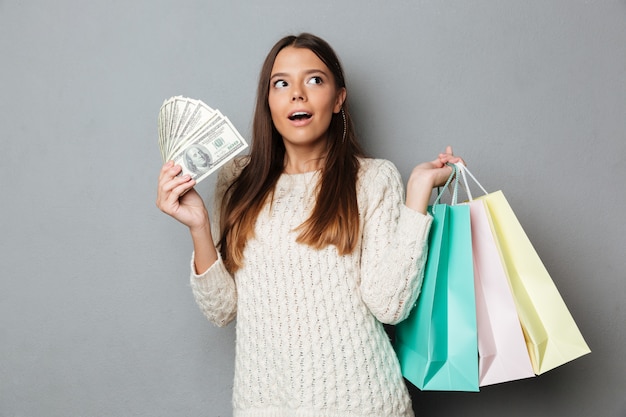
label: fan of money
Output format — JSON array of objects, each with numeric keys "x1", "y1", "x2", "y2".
[{"x1": 157, "y1": 96, "x2": 248, "y2": 185}]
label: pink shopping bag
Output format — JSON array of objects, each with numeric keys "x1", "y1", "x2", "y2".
[{"x1": 469, "y1": 198, "x2": 534, "y2": 386}]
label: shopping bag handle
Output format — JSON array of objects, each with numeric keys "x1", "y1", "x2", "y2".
[
  {"x1": 431, "y1": 163, "x2": 460, "y2": 210},
  {"x1": 454, "y1": 162, "x2": 489, "y2": 202}
]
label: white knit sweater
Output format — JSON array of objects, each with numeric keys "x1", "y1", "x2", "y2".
[{"x1": 190, "y1": 158, "x2": 432, "y2": 417}]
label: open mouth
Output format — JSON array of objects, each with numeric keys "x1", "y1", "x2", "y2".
[{"x1": 288, "y1": 111, "x2": 312, "y2": 121}]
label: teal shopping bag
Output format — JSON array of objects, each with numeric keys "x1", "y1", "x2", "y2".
[{"x1": 394, "y1": 172, "x2": 479, "y2": 392}]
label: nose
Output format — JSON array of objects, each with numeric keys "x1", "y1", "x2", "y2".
[{"x1": 291, "y1": 88, "x2": 305, "y2": 102}]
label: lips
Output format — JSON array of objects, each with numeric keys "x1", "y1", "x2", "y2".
[{"x1": 288, "y1": 111, "x2": 312, "y2": 121}]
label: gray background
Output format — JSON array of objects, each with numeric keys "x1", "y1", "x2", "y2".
[{"x1": 1, "y1": 1, "x2": 624, "y2": 416}]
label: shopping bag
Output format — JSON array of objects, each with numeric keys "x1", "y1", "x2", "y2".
[
  {"x1": 454, "y1": 165, "x2": 535, "y2": 386},
  {"x1": 469, "y1": 198, "x2": 535, "y2": 386},
  {"x1": 394, "y1": 168, "x2": 479, "y2": 391},
  {"x1": 477, "y1": 190, "x2": 591, "y2": 374}
]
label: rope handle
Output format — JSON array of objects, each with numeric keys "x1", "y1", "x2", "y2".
[
  {"x1": 431, "y1": 163, "x2": 459, "y2": 212},
  {"x1": 454, "y1": 162, "x2": 488, "y2": 202}
]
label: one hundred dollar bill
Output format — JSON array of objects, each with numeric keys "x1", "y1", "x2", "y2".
[{"x1": 158, "y1": 96, "x2": 248, "y2": 185}]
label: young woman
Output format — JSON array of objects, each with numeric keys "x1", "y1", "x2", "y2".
[{"x1": 157, "y1": 33, "x2": 463, "y2": 417}]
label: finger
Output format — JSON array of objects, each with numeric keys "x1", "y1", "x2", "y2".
[
  {"x1": 157, "y1": 173, "x2": 193, "y2": 210},
  {"x1": 158, "y1": 166, "x2": 184, "y2": 193},
  {"x1": 158, "y1": 161, "x2": 182, "y2": 182},
  {"x1": 438, "y1": 146, "x2": 454, "y2": 158},
  {"x1": 158, "y1": 161, "x2": 174, "y2": 178},
  {"x1": 171, "y1": 177, "x2": 196, "y2": 200},
  {"x1": 158, "y1": 178, "x2": 195, "y2": 214},
  {"x1": 163, "y1": 174, "x2": 193, "y2": 197},
  {"x1": 438, "y1": 146, "x2": 465, "y2": 166}
]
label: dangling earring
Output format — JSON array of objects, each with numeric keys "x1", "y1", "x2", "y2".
[{"x1": 341, "y1": 108, "x2": 347, "y2": 143}]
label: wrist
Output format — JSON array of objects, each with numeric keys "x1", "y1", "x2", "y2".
[
  {"x1": 407, "y1": 170, "x2": 437, "y2": 192},
  {"x1": 406, "y1": 170, "x2": 439, "y2": 214},
  {"x1": 189, "y1": 219, "x2": 211, "y2": 237},
  {"x1": 189, "y1": 220, "x2": 218, "y2": 274}
]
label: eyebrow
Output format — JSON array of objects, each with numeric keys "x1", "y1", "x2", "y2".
[{"x1": 269, "y1": 69, "x2": 329, "y2": 80}]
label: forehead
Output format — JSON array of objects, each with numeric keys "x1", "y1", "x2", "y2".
[{"x1": 271, "y1": 46, "x2": 330, "y2": 76}]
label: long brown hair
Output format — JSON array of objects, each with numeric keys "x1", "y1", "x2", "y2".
[{"x1": 219, "y1": 33, "x2": 365, "y2": 272}]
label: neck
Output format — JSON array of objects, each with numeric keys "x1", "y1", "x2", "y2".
[{"x1": 283, "y1": 145, "x2": 327, "y2": 174}]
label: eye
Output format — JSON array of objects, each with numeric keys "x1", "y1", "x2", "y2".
[
  {"x1": 273, "y1": 79, "x2": 288, "y2": 88},
  {"x1": 307, "y1": 76, "x2": 323, "y2": 85}
]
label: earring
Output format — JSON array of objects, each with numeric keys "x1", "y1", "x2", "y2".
[{"x1": 341, "y1": 108, "x2": 347, "y2": 143}]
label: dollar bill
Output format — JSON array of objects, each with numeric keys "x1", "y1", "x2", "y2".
[
  {"x1": 157, "y1": 96, "x2": 248, "y2": 185},
  {"x1": 167, "y1": 100, "x2": 216, "y2": 161}
]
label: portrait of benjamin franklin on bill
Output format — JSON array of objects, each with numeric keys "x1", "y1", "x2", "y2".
[{"x1": 184, "y1": 144, "x2": 212, "y2": 176}]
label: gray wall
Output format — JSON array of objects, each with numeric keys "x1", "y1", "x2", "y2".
[{"x1": 1, "y1": 1, "x2": 624, "y2": 416}]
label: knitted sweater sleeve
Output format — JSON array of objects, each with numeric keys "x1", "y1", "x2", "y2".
[
  {"x1": 188, "y1": 159, "x2": 243, "y2": 327},
  {"x1": 359, "y1": 159, "x2": 433, "y2": 325}
]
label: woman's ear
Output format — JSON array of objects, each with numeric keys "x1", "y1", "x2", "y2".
[{"x1": 333, "y1": 87, "x2": 347, "y2": 113}]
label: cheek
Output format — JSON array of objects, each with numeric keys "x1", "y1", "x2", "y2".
[{"x1": 267, "y1": 95, "x2": 282, "y2": 122}]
